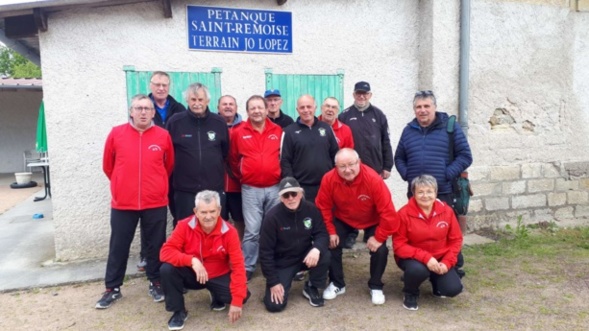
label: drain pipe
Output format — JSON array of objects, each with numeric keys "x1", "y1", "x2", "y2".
[{"x1": 459, "y1": 0, "x2": 470, "y2": 136}]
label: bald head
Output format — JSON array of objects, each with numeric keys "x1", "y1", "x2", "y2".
[
  {"x1": 335, "y1": 148, "x2": 361, "y2": 182},
  {"x1": 296, "y1": 94, "x2": 316, "y2": 126}
]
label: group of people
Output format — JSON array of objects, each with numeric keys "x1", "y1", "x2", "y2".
[{"x1": 96, "y1": 71, "x2": 473, "y2": 330}]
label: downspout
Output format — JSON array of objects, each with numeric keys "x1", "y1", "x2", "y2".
[{"x1": 459, "y1": 0, "x2": 470, "y2": 136}]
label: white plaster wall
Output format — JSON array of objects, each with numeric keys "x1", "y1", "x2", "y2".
[
  {"x1": 469, "y1": 1, "x2": 589, "y2": 167},
  {"x1": 0, "y1": 90, "x2": 43, "y2": 173},
  {"x1": 40, "y1": 0, "x2": 420, "y2": 260},
  {"x1": 573, "y1": 12, "x2": 589, "y2": 120}
]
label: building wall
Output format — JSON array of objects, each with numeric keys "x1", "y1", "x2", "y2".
[{"x1": 0, "y1": 90, "x2": 42, "y2": 173}]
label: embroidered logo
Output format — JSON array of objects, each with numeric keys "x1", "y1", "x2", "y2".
[
  {"x1": 372, "y1": 118, "x2": 376, "y2": 123},
  {"x1": 436, "y1": 221, "x2": 449, "y2": 228},
  {"x1": 181, "y1": 134, "x2": 192, "y2": 138},
  {"x1": 295, "y1": 130, "x2": 302, "y2": 134},
  {"x1": 242, "y1": 135, "x2": 252, "y2": 139},
  {"x1": 303, "y1": 217, "x2": 312, "y2": 229},
  {"x1": 148, "y1": 144, "x2": 162, "y2": 151},
  {"x1": 216, "y1": 245, "x2": 226, "y2": 253},
  {"x1": 350, "y1": 117, "x2": 358, "y2": 121},
  {"x1": 280, "y1": 226, "x2": 291, "y2": 231},
  {"x1": 318, "y1": 128, "x2": 326, "y2": 137},
  {"x1": 358, "y1": 194, "x2": 371, "y2": 201},
  {"x1": 207, "y1": 131, "x2": 216, "y2": 141},
  {"x1": 268, "y1": 134, "x2": 279, "y2": 140}
]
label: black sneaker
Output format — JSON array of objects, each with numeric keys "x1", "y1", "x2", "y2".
[
  {"x1": 293, "y1": 270, "x2": 307, "y2": 281},
  {"x1": 208, "y1": 291, "x2": 227, "y2": 311},
  {"x1": 167, "y1": 310, "x2": 188, "y2": 331},
  {"x1": 137, "y1": 257, "x2": 147, "y2": 272},
  {"x1": 456, "y1": 268, "x2": 466, "y2": 279},
  {"x1": 149, "y1": 282, "x2": 165, "y2": 302},
  {"x1": 303, "y1": 282, "x2": 324, "y2": 307},
  {"x1": 246, "y1": 271, "x2": 253, "y2": 282},
  {"x1": 343, "y1": 234, "x2": 356, "y2": 249},
  {"x1": 95, "y1": 288, "x2": 122, "y2": 309},
  {"x1": 403, "y1": 294, "x2": 419, "y2": 311}
]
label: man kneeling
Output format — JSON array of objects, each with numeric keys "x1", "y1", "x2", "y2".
[
  {"x1": 160, "y1": 190, "x2": 249, "y2": 330},
  {"x1": 259, "y1": 177, "x2": 331, "y2": 312}
]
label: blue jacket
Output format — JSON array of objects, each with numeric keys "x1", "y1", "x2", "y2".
[{"x1": 394, "y1": 112, "x2": 472, "y2": 195}]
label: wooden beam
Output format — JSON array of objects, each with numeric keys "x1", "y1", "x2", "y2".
[
  {"x1": 162, "y1": 0, "x2": 172, "y2": 18},
  {"x1": 277, "y1": 0, "x2": 288, "y2": 5},
  {"x1": 33, "y1": 8, "x2": 48, "y2": 32},
  {"x1": 4, "y1": 15, "x2": 37, "y2": 38}
]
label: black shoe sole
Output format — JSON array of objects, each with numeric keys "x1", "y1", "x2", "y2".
[{"x1": 302, "y1": 289, "x2": 324, "y2": 307}]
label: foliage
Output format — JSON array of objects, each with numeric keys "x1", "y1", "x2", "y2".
[{"x1": 0, "y1": 46, "x2": 41, "y2": 78}]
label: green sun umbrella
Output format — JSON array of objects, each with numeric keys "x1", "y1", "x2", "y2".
[{"x1": 35, "y1": 100, "x2": 48, "y2": 154}]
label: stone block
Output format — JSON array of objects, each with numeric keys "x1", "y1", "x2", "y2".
[
  {"x1": 469, "y1": 199, "x2": 483, "y2": 213},
  {"x1": 547, "y1": 192, "x2": 567, "y2": 207},
  {"x1": 521, "y1": 163, "x2": 542, "y2": 179},
  {"x1": 579, "y1": 178, "x2": 589, "y2": 190},
  {"x1": 574, "y1": 205, "x2": 589, "y2": 218},
  {"x1": 543, "y1": 163, "x2": 562, "y2": 178},
  {"x1": 555, "y1": 178, "x2": 579, "y2": 191},
  {"x1": 467, "y1": 166, "x2": 489, "y2": 181},
  {"x1": 567, "y1": 191, "x2": 589, "y2": 204},
  {"x1": 471, "y1": 182, "x2": 501, "y2": 196},
  {"x1": 485, "y1": 197, "x2": 510, "y2": 211},
  {"x1": 512, "y1": 194, "x2": 546, "y2": 209},
  {"x1": 490, "y1": 165, "x2": 521, "y2": 181},
  {"x1": 564, "y1": 161, "x2": 589, "y2": 178},
  {"x1": 555, "y1": 206, "x2": 574, "y2": 220},
  {"x1": 502, "y1": 181, "x2": 526, "y2": 195},
  {"x1": 527, "y1": 179, "x2": 554, "y2": 193},
  {"x1": 533, "y1": 208, "x2": 554, "y2": 222}
]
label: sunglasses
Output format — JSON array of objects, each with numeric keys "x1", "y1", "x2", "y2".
[
  {"x1": 414, "y1": 90, "x2": 434, "y2": 97},
  {"x1": 281, "y1": 191, "x2": 298, "y2": 199}
]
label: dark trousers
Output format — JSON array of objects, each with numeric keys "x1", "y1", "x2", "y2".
[
  {"x1": 160, "y1": 263, "x2": 249, "y2": 312},
  {"x1": 301, "y1": 184, "x2": 319, "y2": 205},
  {"x1": 397, "y1": 259, "x2": 463, "y2": 297},
  {"x1": 174, "y1": 190, "x2": 227, "y2": 227},
  {"x1": 264, "y1": 248, "x2": 331, "y2": 312},
  {"x1": 328, "y1": 218, "x2": 389, "y2": 290},
  {"x1": 140, "y1": 176, "x2": 174, "y2": 259},
  {"x1": 104, "y1": 207, "x2": 167, "y2": 288},
  {"x1": 223, "y1": 192, "x2": 244, "y2": 223}
]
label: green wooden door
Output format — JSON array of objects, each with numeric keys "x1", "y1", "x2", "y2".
[
  {"x1": 124, "y1": 66, "x2": 223, "y2": 110},
  {"x1": 265, "y1": 69, "x2": 344, "y2": 119}
]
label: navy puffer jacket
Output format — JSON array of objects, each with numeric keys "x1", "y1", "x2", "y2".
[{"x1": 394, "y1": 112, "x2": 472, "y2": 195}]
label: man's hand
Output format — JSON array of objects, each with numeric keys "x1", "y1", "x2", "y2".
[
  {"x1": 270, "y1": 284, "x2": 285, "y2": 304},
  {"x1": 191, "y1": 257, "x2": 209, "y2": 284},
  {"x1": 381, "y1": 170, "x2": 391, "y2": 180},
  {"x1": 437, "y1": 262, "x2": 448, "y2": 275},
  {"x1": 329, "y1": 234, "x2": 339, "y2": 249},
  {"x1": 303, "y1": 248, "x2": 320, "y2": 268},
  {"x1": 426, "y1": 257, "x2": 441, "y2": 274},
  {"x1": 366, "y1": 236, "x2": 383, "y2": 252},
  {"x1": 228, "y1": 305, "x2": 242, "y2": 323}
]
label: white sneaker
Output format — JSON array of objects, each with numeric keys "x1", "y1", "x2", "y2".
[
  {"x1": 322, "y1": 282, "x2": 346, "y2": 300},
  {"x1": 370, "y1": 289, "x2": 385, "y2": 305}
]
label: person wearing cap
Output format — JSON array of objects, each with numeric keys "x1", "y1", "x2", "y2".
[
  {"x1": 166, "y1": 83, "x2": 230, "y2": 225},
  {"x1": 218, "y1": 95, "x2": 245, "y2": 240},
  {"x1": 338, "y1": 81, "x2": 394, "y2": 249},
  {"x1": 315, "y1": 148, "x2": 399, "y2": 305},
  {"x1": 159, "y1": 190, "x2": 249, "y2": 330},
  {"x1": 394, "y1": 90, "x2": 472, "y2": 277},
  {"x1": 280, "y1": 94, "x2": 339, "y2": 203},
  {"x1": 259, "y1": 177, "x2": 331, "y2": 312},
  {"x1": 264, "y1": 89, "x2": 294, "y2": 128},
  {"x1": 319, "y1": 97, "x2": 354, "y2": 149},
  {"x1": 228, "y1": 95, "x2": 283, "y2": 281}
]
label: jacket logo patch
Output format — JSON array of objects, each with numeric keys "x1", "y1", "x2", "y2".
[
  {"x1": 216, "y1": 245, "x2": 226, "y2": 252},
  {"x1": 181, "y1": 134, "x2": 192, "y2": 138},
  {"x1": 350, "y1": 117, "x2": 358, "y2": 121},
  {"x1": 303, "y1": 217, "x2": 312, "y2": 229},
  {"x1": 242, "y1": 135, "x2": 252, "y2": 139},
  {"x1": 318, "y1": 128, "x2": 326, "y2": 137},
  {"x1": 358, "y1": 194, "x2": 371, "y2": 201},
  {"x1": 280, "y1": 226, "x2": 291, "y2": 231},
  {"x1": 436, "y1": 221, "x2": 449, "y2": 228},
  {"x1": 295, "y1": 130, "x2": 301, "y2": 134},
  {"x1": 148, "y1": 144, "x2": 162, "y2": 151},
  {"x1": 268, "y1": 134, "x2": 279, "y2": 140},
  {"x1": 207, "y1": 131, "x2": 216, "y2": 141},
  {"x1": 372, "y1": 118, "x2": 376, "y2": 123}
]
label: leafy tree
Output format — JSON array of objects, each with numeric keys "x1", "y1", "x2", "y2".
[{"x1": 0, "y1": 46, "x2": 41, "y2": 78}]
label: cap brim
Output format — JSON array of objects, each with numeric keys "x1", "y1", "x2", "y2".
[{"x1": 279, "y1": 187, "x2": 303, "y2": 196}]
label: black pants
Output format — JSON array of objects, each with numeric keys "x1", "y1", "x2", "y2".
[
  {"x1": 174, "y1": 190, "x2": 227, "y2": 227},
  {"x1": 223, "y1": 192, "x2": 244, "y2": 223},
  {"x1": 264, "y1": 248, "x2": 331, "y2": 312},
  {"x1": 160, "y1": 263, "x2": 249, "y2": 312},
  {"x1": 300, "y1": 184, "x2": 319, "y2": 205},
  {"x1": 140, "y1": 176, "x2": 175, "y2": 259},
  {"x1": 104, "y1": 207, "x2": 167, "y2": 288},
  {"x1": 397, "y1": 258, "x2": 463, "y2": 297},
  {"x1": 328, "y1": 218, "x2": 388, "y2": 290}
]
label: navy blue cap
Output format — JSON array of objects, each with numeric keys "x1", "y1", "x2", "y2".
[
  {"x1": 354, "y1": 81, "x2": 371, "y2": 92},
  {"x1": 264, "y1": 89, "x2": 281, "y2": 98}
]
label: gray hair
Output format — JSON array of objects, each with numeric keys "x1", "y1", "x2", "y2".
[
  {"x1": 128, "y1": 94, "x2": 153, "y2": 112},
  {"x1": 150, "y1": 71, "x2": 170, "y2": 81},
  {"x1": 194, "y1": 190, "x2": 221, "y2": 209},
  {"x1": 184, "y1": 83, "x2": 211, "y2": 102},
  {"x1": 334, "y1": 148, "x2": 360, "y2": 164},
  {"x1": 412, "y1": 90, "x2": 437, "y2": 107},
  {"x1": 410, "y1": 174, "x2": 438, "y2": 195}
]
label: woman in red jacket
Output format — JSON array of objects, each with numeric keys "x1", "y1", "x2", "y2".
[{"x1": 394, "y1": 175, "x2": 463, "y2": 311}]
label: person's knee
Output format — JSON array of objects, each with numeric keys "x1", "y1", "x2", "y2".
[
  {"x1": 404, "y1": 261, "x2": 429, "y2": 279},
  {"x1": 160, "y1": 262, "x2": 175, "y2": 277},
  {"x1": 264, "y1": 297, "x2": 287, "y2": 313},
  {"x1": 441, "y1": 281, "x2": 463, "y2": 298},
  {"x1": 318, "y1": 249, "x2": 331, "y2": 266}
]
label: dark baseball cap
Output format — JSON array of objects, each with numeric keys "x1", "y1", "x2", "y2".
[
  {"x1": 264, "y1": 89, "x2": 281, "y2": 98},
  {"x1": 354, "y1": 81, "x2": 371, "y2": 92},
  {"x1": 278, "y1": 177, "x2": 303, "y2": 196}
]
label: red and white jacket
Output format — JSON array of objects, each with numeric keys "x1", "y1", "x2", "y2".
[
  {"x1": 393, "y1": 198, "x2": 463, "y2": 268},
  {"x1": 315, "y1": 163, "x2": 398, "y2": 243},
  {"x1": 103, "y1": 122, "x2": 174, "y2": 210},
  {"x1": 160, "y1": 215, "x2": 248, "y2": 307},
  {"x1": 319, "y1": 116, "x2": 354, "y2": 149},
  {"x1": 228, "y1": 118, "x2": 282, "y2": 187}
]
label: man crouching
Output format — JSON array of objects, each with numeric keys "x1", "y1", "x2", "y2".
[{"x1": 160, "y1": 190, "x2": 249, "y2": 330}]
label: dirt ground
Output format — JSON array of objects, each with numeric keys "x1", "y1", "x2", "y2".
[
  {"x1": 0, "y1": 181, "x2": 41, "y2": 215},
  {"x1": 1, "y1": 248, "x2": 588, "y2": 331}
]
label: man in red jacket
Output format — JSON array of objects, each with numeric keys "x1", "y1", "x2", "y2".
[
  {"x1": 160, "y1": 190, "x2": 249, "y2": 330},
  {"x1": 228, "y1": 95, "x2": 283, "y2": 281},
  {"x1": 96, "y1": 94, "x2": 174, "y2": 309},
  {"x1": 315, "y1": 148, "x2": 398, "y2": 305}
]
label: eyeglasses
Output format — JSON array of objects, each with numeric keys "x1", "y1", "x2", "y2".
[
  {"x1": 336, "y1": 160, "x2": 359, "y2": 170},
  {"x1": 415, "y1": 190, "x2": 436, "y2": 197},
  {"x1": 150, "y1": 82, "x2": 169, "y2": 88},
  {"x1": 132, "y1": 106, "x2": 154, "y2": 112},
  {"x1": 281, "y1": 191, "x2": 298, "y2": 199},
  {"x1": 414, "y1": 90, "x2": 434, "y2": 97}
]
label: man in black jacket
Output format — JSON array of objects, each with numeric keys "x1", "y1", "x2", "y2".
[
  {"x1": 259, "y1": 177, "x2": 331, "y2": 312},
  {"x1": 166, "y1": 83, "x2": 229, "y2": 225},
  {"x1": 264, "y1": 89, "x2": 294, "y2": 128}
]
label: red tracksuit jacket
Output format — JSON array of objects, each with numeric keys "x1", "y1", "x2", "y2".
[
  {"x1": 160, "y1": 215, "x2": 248, "y2": 307},
  {"x1": 394, "y1": 198, "x2": 463, "y2": 268},
  {"x1": 319, "y1": 116, "x2": 354, "y2": 149}
]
